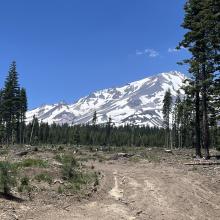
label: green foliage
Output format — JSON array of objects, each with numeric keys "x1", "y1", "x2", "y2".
[
  {"x1": 163, "y1": 89, "x2": 172, "y2": 128},
  {"x1": 18, "y1": 176, "x2": 32, "y2": 193},
  {"x1": 73, "y1": 129, "x2": 80, "y2": 146},
  {"x1": 64, "y1": 171, "x2": 98, "y2": 193},
  {"x1": 56, "y1": 154, "x2": 98, "y2": 193},
  {"x1": 163, "y1": 89, "x2": 173, "y2": 148},
  {"x1": 178, "y1": 0, "x2": 220, "y2": 157},
  {"x1": 0, "y1": 161, "x2": 17, "y2": 195},
  {"x1": 0, "y1": 61, "x2": 28, "y2": 145},
  {"x1": 35, "y1": 173, "x2": 52, "y2": 184},
  {"x1": 61, "y1": 158, "x2": 79, "y2": 181},
  {"x1": 58, "y1": 185, "x2": 64, "y2": 194},
  {"x1": 16, "y1": 158, "x2": 48, "y2": 168},
  {"x1": 55, "y1": 153, "x2": 78, "y2": 165},
  {"x1": 143, "y1": 152, "x2": 161, "y2": 163},
  {"x1": 0, "y1": 149, "x2": 9, "y2": 155},
  {"x1": 92, "y1": 111, "x2": 97, "y2": 126},
  {"x1": 23, "y1": 123, "x2": 166, "y2": 148}
]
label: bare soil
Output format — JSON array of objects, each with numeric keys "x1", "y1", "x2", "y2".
[{"x1": 1, "y1": 147, "x2": 220, "y2": 220}]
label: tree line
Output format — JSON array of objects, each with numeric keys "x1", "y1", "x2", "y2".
[
  {"x1": 163, "y1": 89, "x2": 219, "y2": 152},
  {"x1": 21, "y1": 115, "x2": 166, "y2": 147},
  {"x1": 163, "y1": 0, "x2": 220, "y2": 158},
  {"x1": 13, "y1": 108, "x2": 220, "y2": 150}
]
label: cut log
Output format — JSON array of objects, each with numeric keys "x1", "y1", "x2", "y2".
[
  {"x1": 184, "y1": 161, "x2": 220, "y2": 165},
  {"x1": 164, "y1": 149, "x2": 173, "y2": 154},
  {"x1": 15, "y1": 151, "x2": 29, "y2": 157}
]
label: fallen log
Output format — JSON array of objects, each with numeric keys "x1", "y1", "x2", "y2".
[
  {"x1": 164, "y1": 149, "x2": 173, "y2": 154},
  {"x1": 184, "y1": 161, "x2": 220, "y2": 165},
  {"x1": 15, "y1": 150, "x2": 29, "y2": 157}
]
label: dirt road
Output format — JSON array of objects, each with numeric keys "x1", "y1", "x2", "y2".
[{"x1": 25, "y1": 160, "x2": 220, "y2": 220}]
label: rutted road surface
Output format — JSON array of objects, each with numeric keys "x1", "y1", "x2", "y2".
[{"x1": 28, "y1": 161, "x2": 220, "y2": 220}]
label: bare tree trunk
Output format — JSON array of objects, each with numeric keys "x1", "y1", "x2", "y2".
[
  {"x1": 195, "y1": 87, "x2": 202, "y2": 158},
  {"x1": 30, "y1": 118, "x2": 35, "y2": 145},
  {"x1": 201, "y1": 65, "x2": 210, "y2": 159},
  {"x1": 170, "y1": 129, "x2": 173, "y2": 149}
]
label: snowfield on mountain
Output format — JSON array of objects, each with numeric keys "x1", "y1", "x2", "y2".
[{"x1": 26, "y1": 71, "x2": 186, "y2": 127}]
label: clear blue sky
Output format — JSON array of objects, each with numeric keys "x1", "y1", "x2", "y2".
[{"x1": 0, "y1": 0, "x2": 189, "y2": 109}]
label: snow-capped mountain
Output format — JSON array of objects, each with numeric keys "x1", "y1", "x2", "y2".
[{"x1": 26, "y1": 71, "x2": 186, "y2": 127}]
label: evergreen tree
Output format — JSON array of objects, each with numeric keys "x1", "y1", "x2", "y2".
[
  {"x1": 92, "y1": 111, "x2": 97, "y2": 126},
  {"x1": 0, "y1": 89, "x2": 5, "y2": 143},
  {"x1": 106, "y1": 116, "x2": 112, "y2": 148},
  {"x1": 19, "y1": 88, "x2": 27, "y2": 144},
  {"x1": 178, "y1": 0, "x2": 220, "y2": 158},
  {"x1": 163, "y1": 89, "x2": 172, "y2": 148},
  {"x1": 172, "y1": 91, "x2": 182, "y2": 148},
  {"x1": 1, "y1": 61, "x2": 21, "y2": 144},
  {"x1": 73, "y1": 128, "x2": 80, "y2": 146},
  {"x1": 29, "y1": 116, "x2": 39, "y2": 145}
]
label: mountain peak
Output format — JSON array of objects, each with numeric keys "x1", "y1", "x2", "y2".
[{"x1": 26, "y1": 71, "x2": 186, "y2": 127}]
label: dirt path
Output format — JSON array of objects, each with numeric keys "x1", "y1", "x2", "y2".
[{"x1": 22, "y1": 160, "x2": 220, "y2": 220}]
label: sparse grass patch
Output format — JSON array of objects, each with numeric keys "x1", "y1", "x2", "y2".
[
  {"x1": 143, "y1": 152, "x2": 161, "y2": 163},
  {"x1": 129, "y1": 155, "x2": 141, "y2": 163},
  {"x1": 55, "y1": 153, "x2": 78, "y2": 165},
  {"x1": 58, "y1": 185, "x2": 64, "y2": 194},
  {"x1": 62, "y1": 158, "x2": 79, "y2": 180},
  {"x1": 64, "y1": 171, "x2": 99, "y2": 193},
  {"x1": 15, "y1": 158, "x2": 48, "y2": 168},
  {"x1": 35, "y1": 173, "x2": 53, "y2": 184},
  {"x1": 55, "y1": 153, "x2": 100, "y2": 193},
  {"x1": 0, "y1": 149, "x2": 9, "y2": 156}
]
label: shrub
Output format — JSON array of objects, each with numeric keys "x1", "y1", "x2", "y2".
[
  {"x1": 35, "y1": 173, "x2": 52, "y2": 184},
  {"x1": 16, "y1": 159, "x2": 48, "y2": 168},
  {"x1": 0, "y1": 149, "x2": 8, "y2": 156},
  {"x1": 55, "y1": 154, "x2": 78, "y2": 165},
  {"x1": 58, "y1": 185, "x2": 64, "y2": 194},
  {"x1": 62, "y1": 158, "x2": 79, "y2": 181},
  {"x1": 0, "y1": 161, "x2": 16, "y2": 195},
  {"x1": 18, "y1": 176, "x2": 32, "y2": 193}
]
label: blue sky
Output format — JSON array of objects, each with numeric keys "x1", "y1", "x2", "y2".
[{"x1": 0, "y1": 0, "x2": 189, "y2": 109}]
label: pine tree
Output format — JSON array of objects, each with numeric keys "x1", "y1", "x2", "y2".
[
  {"x1": 73, "y1": 128, "x2": 80, "y2": 146},
  {"x1": 178, "y1": 0, "x2": 220, "y2": 158},
  {"x1": 163, "y1": 89, "x2": 172, "y2": 148},
  {"x1": 1, "y1": 61, "x2": 21, "y2": 144},
  {"x1": 19, "y1": 88, "x2": 27, "y2": 144},
  {"x1": 92, "y1": 111, "x2": 97, "y2": 126},
  {"x1": 106, "y1": 116, "x2": 112, "y2": 148},
  {"x1": 29, "y1": 116, "x2": 39, "y2": 145},
  {"x1": 0, "y1": 89, "x2": 5, "y2": 143},
  {"x1": 173, "y1": 91, "x2": 182, "y2": 148}
]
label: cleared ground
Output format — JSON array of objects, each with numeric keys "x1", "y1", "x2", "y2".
[{"x1": 1, "y1": 147, "x2": 220, "y2": 220}]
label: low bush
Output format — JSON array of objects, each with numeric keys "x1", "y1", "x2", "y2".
[
  {"x1": 16, "y1": 158, "x2": 48, "y2": 168},
  {"x1": 55, "y1": 154, "x2": 78, "y2": 165},
  {"x1": 62, "y1": 157, "x2": 79, "y2": 181},
  {"x1": 35, "y1": 173, "x2": 52, "y2": 184},
  {"x1": 0, "y1": 161, "x2": 17, "y2": 195},
  {"x1": 18, "y1": 176, "x2": 32, "y2": 193}
]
